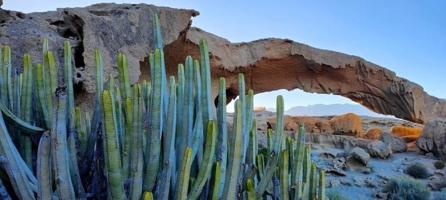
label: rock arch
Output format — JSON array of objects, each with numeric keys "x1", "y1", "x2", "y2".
[
  {"x1": 164, "y1": 27, "x2": 446, "y2": 123},
  {"x1": 1, "y1": 3, "x2": 444, "y2": 123}
]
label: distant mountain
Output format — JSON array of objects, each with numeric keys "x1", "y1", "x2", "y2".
[{"x1": 284, "y1": 104, "x2": 392, "y2": 118}]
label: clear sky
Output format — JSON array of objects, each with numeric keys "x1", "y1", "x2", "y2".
[{"x1": 5, "y1": 1, "x2": 446, "y2": 111}]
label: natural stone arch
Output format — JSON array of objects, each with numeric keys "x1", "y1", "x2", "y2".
[
  {"x1": 1, "y1": 3, "x2": 444, "y2": 123},
  {"x1": 164, "y1": 27, "x2": 446, "y2": 123}
]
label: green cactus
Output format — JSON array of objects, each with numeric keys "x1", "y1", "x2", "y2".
[
  {"x1": 52, "y1": 92, "x2": 76, "y2": 200},
  {"x1": 19, "y1": 54, "x2": 33, "y2": 167},
  {"x1": 222, "y1": 100, "x2": 243, "y2": 200},
  {"x1": 156, "y1": 76, "x2": 177, "y2": 200},
  {"x1": 189, "y1": 121, "x2": 217, "y2": 199},
  {"x1": 129, "y1": 86, "x2": 144, "y2": 200},
  {"x1": 199, "y1": 39, "x2": 214, "y2": 122},
  {"x1": 274, "y1": 95, "x2": 285, "y2": 153},
  {"x1": 309, "y1": 163, "x2": 318, "y2": 200},
  {"x1": 246, "y1": 178, "x2": 256, "y2": 200},
  {"x1": 319, "y1": 170, "x2": 326, "y2": 200},
  {"x1": 209, "y1": 162, "x2": 221, "y2": 200},
  {"x1": 0, "y1": 21, "x2": 329, "y2": 199},
  {"x1": 175, "y1": 147, "x2": 193, "y2": 200},
  {"x1": 144, "y1": 49, "x2": 163, "y2": 191},
  {"x1": 280, "y1": 150, "x2": 289, "y2": 200},
  {"x1": 102, "y1": 90, "x2": 125, "y2": 200},
  {"x1": 117, "y1": 53, "x2": 132, "y2": 99},
  {"x1": 37, "y1": 131, "x2": 52, "y2": 200},
  {"x1": 216, "y1": 77, "x2": 228, "y2": 197}
]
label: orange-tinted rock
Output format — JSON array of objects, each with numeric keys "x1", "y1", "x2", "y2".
[
  {"x1": 267, "y1": 116, "x2": 333, "y2": 134},
  {"x1": 364, "y1": 128, "x2": 382, "y2": 140},
  {"x1": 329, "y1": 113, "x2": 363, "y2": 136},
  {"x1": 391, "y1": 125, "x2": 422, "y2": 142}
]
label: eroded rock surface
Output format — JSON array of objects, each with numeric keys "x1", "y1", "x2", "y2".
[
  {"x1": 417, "y1": 118, "x2": 446, "y2": 160},
  {"x1": 0, "y1": 3, "x2": 445, "y2": 123}
]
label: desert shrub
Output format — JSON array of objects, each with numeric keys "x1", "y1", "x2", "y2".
[
  {"x1": 434, "y1": 160, "x2": 445, "y2": 169},
  {"x1": 383, "y1": 177, "x2": 431, "y2": 200},
  {"x1": 405, "y1": 162, "x2": 430, "y2": 179},
  {"x1": 326, "y1": 190, "x2": 349, "y2": 200}
]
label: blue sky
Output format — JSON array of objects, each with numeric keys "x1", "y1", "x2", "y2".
[{"x1": 5, "y1": 1, "x2": 446, "y2": 111}]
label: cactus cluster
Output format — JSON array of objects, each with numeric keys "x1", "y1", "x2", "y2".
[{"x1": 0, "y1": 14, "x2": 325, "y2": 200}]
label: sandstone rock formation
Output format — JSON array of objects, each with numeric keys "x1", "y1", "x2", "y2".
[
  {"x1": 364, "y1": 128, "x2": 382, "y2": 140},
  {"x1": 416, "y1": 118, "x2": 446, "y2": 160},
  {"x1": 0, "y1": 3, "x2": 445, "y2": 123},
  {"x1": 330, "y1": 113, "x2": 363, "y2": 136},
  {"x1": 268, "y1": 116, "x2": 333, "y2": 133}
]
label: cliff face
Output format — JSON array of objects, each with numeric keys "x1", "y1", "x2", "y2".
[{"x1": 0, "y1": 3, "x2": 444, "y2": 123}]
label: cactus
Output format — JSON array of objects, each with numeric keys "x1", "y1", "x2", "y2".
[
  {"x1": 175, "y1": 147, "x2": 193, "y2": 200},
  {"x1": 156, "y1": 76, "x2": 177, "y2": 200},
  {"x1": 319, "y1": 170, "x2": 326, "y2": 200},
  {"x1": 37, "y1": 131, "x2": 52, "y2": 200},
  {"x1": 274, "y1": 95, "x2": 285, "y2": 153},
  {"x1": 199, "y1": 39, "x2": 214, "y2": 122},
  {"x1": 144, "y1": 49, "x2": 163, "y2": 191},
  {"x1": 0, "y1": 19, "x2": 328, "y2": 199},
  {"x1": 209, "y1": 162, "x2": 221, "y2": 200},
  {"x1": 309, "y1": 163, "x2": 318, "y2": 200},
  {"x1": 117, "y1": 53, "x2": 132, "y2": 99},
  {"x1": 222, "y1": 100, "x2": 243, "y2": 200},
  {"x1": 52, "y1": 91, "x2": 76, "y2": 200},
  {"x1": 216, "y1": 77, "x2": 228, "y2": 197},
  {"x1": 102, "y1": 90, "x2": 125, "y2": 199},
  {"x1": 246, "y1": 178, "x2": 256, "y2": 200},
  {"x1": 189, "y1": 121, "x2": 217, "y2": 199},
  {"x1": 128, "y1": 86, "x2": 144, "y2": 200},
  {"x1": 280, "y1": 150, "x2": 289, "y2": 200}
]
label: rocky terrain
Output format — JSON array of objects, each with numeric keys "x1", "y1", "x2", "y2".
[{"x1": 234, "y1": 111, "x2": 446, "y2": 199}]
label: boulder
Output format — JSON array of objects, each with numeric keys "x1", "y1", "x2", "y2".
[
  {"x1": 416, "y1": 118, "x2": 446, "y2": 160},
  {"x1": 367, "y1": 141, "x2": 392, "y2": 159},
  {"x1": 381, "y1": 132, "x2": 407, "y2": 153},
  {"x1": 329, "y1": 113, "x2": 363, "y2": 136},
  {"x1": 391, "y1": 125, "x2": 422, "y2": 142},
  {"x1": 347, "y1": 147, "x2": 370, "y2": 166},
  {"x1": 364, "y1": 128, "x2": 382, "y2": 140},
  {"x1": 268, "y1": 116, "x2": 333, "y2": 134}
]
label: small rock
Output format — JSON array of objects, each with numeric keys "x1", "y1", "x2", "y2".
[
  {"x1": 348, "y1": 147, "x2": 370, "y2": 166},
  {"x1": 367, "y1": 140, "x2": 392, "y2": 159},
  {"x1": 376, "y1": 192, "x2": 388, "y2": 199},
  {"x1": 329, "y1": 179, "x2": 341, "y2": 187},
  {"x1": 381, "y1": 132, "x2": 407, "y2": 153},
  {"x1": 365, "y1": 178, "x2": 377, "y2": 188},
  {"x1": 340, "y1": 179, "x2": 353, "y2": 186},
  {"x1": 333, "y1": 157, "x2": 347, "y2": 170}
]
